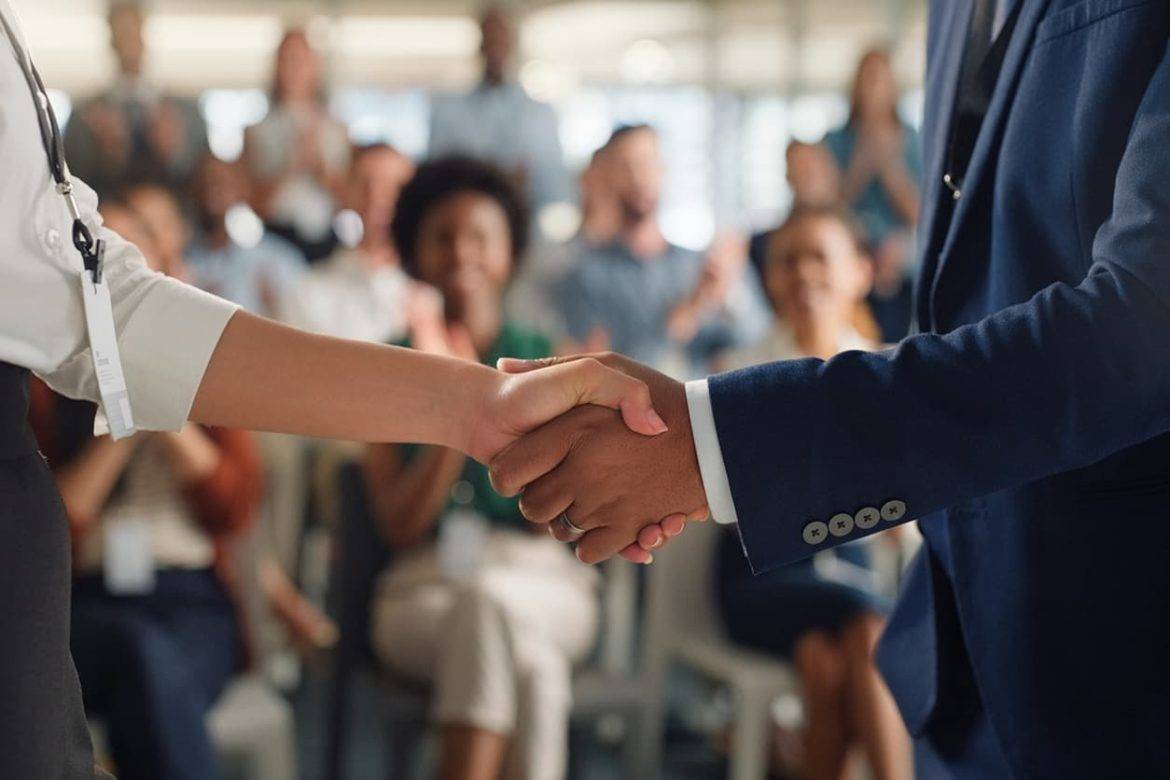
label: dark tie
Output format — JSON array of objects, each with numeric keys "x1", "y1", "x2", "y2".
[{"x1": 944, "y1": 0, "x2": 1021, "y2": 200}]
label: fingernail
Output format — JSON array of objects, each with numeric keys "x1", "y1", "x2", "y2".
[
  {"x1": 651, "y1": 536, "x2": 663, "y2": 549},
  {"x1": 646, "y1": 409, "x2": 669, "y2": 434},
  {"x1": 644, "y1": 554, "x2": 654, "y2": 565}
]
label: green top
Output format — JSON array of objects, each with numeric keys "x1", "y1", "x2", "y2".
[{"x1": 402, "y1": 321, "x2": 552, "y2": 535}]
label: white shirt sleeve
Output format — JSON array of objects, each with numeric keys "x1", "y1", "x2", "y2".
[
  {"x1": 0, "y1": 12, "x2": 239, "y2": 431},
  {"x1": 685, "y1": 379, "x2": 741, "y2": 525}
]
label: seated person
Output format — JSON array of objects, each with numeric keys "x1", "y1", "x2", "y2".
[
  {"x1": 557, "y1": 124, "x2": 769, "y2": 377},
  {"x1": 279, "y1": 143, "x2": 420, "y2": 344},
  {"x1": 363, "y1": 157, "x2": 599, "y2": 780},
  {"x1": 184, "y1": 154, "x2": 307, "y2": 319},
  {"x1": 124, "y1": 181, "x2": 337, "y2": 653},
  {"x1": 28, "y1": 201, "x2": 263, "y2": 780},
  {"x1": 715, "y1": 206, "x2": 911, "y2": 780}
]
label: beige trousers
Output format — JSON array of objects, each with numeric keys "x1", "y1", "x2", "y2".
[{"x1": 370, "y1": 530, "x2": 600, "y2": 780}]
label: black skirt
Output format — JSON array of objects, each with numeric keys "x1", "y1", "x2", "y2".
[{"x1": 0, "y1": 361, "x2": 105, "y2": 778}]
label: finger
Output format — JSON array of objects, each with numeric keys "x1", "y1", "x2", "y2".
[
  {"x1": 660, "y1": 514, "x2": 688, "y2": 538},
  {"x1": 489, "y1": 416, "x2": 577, "y2": 497},
  {"x1": 549, "y1": 518, "x2": 580, "y2": 544},
  {"x1": 520, "y1": 358, "x2": 667, "y2": 437},
  {"x1": 575, "y1": 525, "x2": 639, "y2": 565},
  {"x1": 619, "y1": 544, "x2": 654, "y2": 564},
  {"x1": 637, "y1": 524, "x2": 665, "y2": 550},
  {"x1": 516, "y1": 473, "x2": 575, "y2": 526},
  {"x1": 689, "y1": 506, "x2": 711, "y2": 522}
]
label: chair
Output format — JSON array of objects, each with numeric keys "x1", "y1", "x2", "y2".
[
  {"x1": 638, "y1": 519, "x2": 798, "y2": 780},
  {"x1": 323, "y1": 459, "x2": 660, "y2": 780}
]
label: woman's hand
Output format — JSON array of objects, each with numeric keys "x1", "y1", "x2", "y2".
[{"x1": 462, "y1": 356, "x2": 669, "y2": 465}]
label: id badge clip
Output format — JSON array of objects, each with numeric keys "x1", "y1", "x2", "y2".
[{"x1": 78, "y1": 238, "x2": 136, "y2": 440}]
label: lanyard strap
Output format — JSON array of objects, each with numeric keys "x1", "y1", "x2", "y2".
[{"x1": 0, "y1": 10, "x2": 104, "y2": 282}]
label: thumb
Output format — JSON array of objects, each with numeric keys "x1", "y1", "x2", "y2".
[{"x1": 500, "y1": 355, "x2": 669, "y2": 437}]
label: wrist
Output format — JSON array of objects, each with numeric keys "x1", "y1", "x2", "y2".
[{"x1": 454, "y1": 361, "x2": 505, "y2": 460}]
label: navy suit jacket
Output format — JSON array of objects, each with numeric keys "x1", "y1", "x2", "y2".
[{"x1": 708, "y1": 0, "x2": 1170, "y2": 775}]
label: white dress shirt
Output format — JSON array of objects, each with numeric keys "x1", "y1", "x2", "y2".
[
  {"x1": 279, "y1": 248, "x2": 411, "y2": 343},
  {"x1": 687, "y1": 326, "x2": 876, "y2": 526},
  {"x1": 0, "y1": 1, "x2": 238, "y2": 431}
]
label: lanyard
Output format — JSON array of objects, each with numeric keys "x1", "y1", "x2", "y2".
[{"x1": 0, "y1": 9, "x2": 104, "y2": 282}]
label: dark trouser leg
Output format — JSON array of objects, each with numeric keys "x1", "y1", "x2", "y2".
[
  {"x1": 72, "y1": 571, "x2": 239, "y2": 780},
  {"x1": 0, "y1": 454, "x2": 97, "y2": 778}
]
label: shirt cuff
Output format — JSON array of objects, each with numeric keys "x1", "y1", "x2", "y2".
[
  {"x1": 118, "y1": 277, "x2": 239, "y2": 432},
  {"x1": 685, "y1": 379, "x2": 740, "y2": 525}
]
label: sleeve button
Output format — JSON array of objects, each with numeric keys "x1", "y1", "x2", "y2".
[
  {"x1": 829, "y1": 513, "x2": 854, "y2": 537},
  {"x1": 881, "y1": 500, "x2": 907, "y2": 522},
  {"x1": 802, "y1": 521, "x2": 829, "y2": 545},
  {"x1": 855, "y1": 506, "x2": 881, "y2": 529}
]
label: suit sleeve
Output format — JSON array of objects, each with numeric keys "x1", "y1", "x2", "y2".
[{"x1": 710, "y1": 44, "x2": 1170, "y2": 573}]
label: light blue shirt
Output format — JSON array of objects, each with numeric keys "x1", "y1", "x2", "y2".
[
  {"x1": 185, "y1": 234, "x2": 306, "y2": 319},
  {"x1": 558, "y1": 238, "x2": 770, "y2": 376},
  {"x1": 429, "y1": 81, "x2": 570, "y2": 208}
]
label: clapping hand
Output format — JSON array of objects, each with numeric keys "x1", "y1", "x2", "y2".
[{"x1": 489, "y1": 353, "x2": 709, "y2": 564}]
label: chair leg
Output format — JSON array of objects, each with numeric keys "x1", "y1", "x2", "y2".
[{"x1": 729, "y1": 686, "x2": 775, "y2": 780}]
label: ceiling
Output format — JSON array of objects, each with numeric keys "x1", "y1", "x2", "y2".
[{"x1": 17, "y1": 0, "x2": 927, "y2": 97}]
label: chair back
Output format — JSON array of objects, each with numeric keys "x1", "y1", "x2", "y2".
[{"x1": 642, "y1": 519, "x2": 729, "y2": 658}]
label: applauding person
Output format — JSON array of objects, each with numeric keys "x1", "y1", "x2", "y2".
[
  {"x1": 365, "y1": 157, "x2": 599, "y2": 780},
  {"x1": 715, "y1": 207, "x2": 910, "y2": 780}
]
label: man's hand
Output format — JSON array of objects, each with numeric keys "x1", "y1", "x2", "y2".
[{"x1": 490, "y1": 354, "x2": 709, "y2": 564}]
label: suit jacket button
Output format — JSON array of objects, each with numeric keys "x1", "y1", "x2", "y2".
[
  {"x1": 855, "y1": 507, "x2": 881, "y2": 529},
  {"x1": 881, "y1": 500, "x2": 907, "y2": 522},
  {"x1": 802, "y1": 521, "x2": 829, "y2": 545},
  {"x1": 829, "y1": 513, "x2": 854, "y2": 537}
]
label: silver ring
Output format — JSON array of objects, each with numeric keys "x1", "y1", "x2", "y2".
[{"x1": 557, "y1": 513, "x2": 587, "y2": 537}]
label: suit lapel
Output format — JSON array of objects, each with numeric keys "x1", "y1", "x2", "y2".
[
  {"x1": 915, "y1": 0, "x2": 976, "y2": 332},
  {"x1": 926, "y1": 0, "x2": 1051, "y2": 321}
]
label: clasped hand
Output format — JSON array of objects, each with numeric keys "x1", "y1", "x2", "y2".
[{"x1": 489, "y1": 353, "x2": 710, "y2": 564}]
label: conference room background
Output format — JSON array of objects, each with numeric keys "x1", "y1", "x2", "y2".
[{"x1": 22, "y1": 1, "x2": 928, "y2": 778}]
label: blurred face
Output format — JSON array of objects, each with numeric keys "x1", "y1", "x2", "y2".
[
  {"x1": 414, "y1": 191, "x2": 514, "y2": 322},
  {"x1": 126, "y1": 186, "x2": 189, "y2": 269},
  {"x1": 765, "y1": 215, "x2": 871, "y2": 327},
  {"x1": 346, "y1": 149, "x2": 415, "y2": 244},
  {"x1": 606, "y1": 129, "x2": 662, "y2": 223},
  {"x1": 853, "y1": 50, "x2": 899, "y2": 120},
  {"x1": 195, "y1": 158, "x2": 251, "y2": 227},
  {"x1": 108, "y1": 5, "x2": 145, "y2": 77},
  {"x1": 786, "y1": 143, "x2": 840, "y2": 208},
  {"x1": 275, "y1": 32, "x2": 320, "y2": 104},
  {"x1": 101, "y1": 204, "x2": 161, "y2": 273},
  {"x1": 480, "y1": 8, "x2": 514, "y2": 81}
]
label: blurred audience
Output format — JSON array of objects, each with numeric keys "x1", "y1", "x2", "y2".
[
  {"x1": 29, "y1": 201, "x2": 262, "y2": 780},
  {"x1": 504, "y1": 147, "x2": 620, "y2": 343},
  {"x1": 185, "y1": 154, "x2": 306, "y2": 319},
  {"x1": 825, "y1": 48, "x2": 921, "y2": 340},
  {"x1": 749, "y1": 139, "x2": 842, "y2": 279},
  {"x1": 558, "y1": 124, "x2": 769, "y2": 376},
  {"x1": 64, "y1": 1, "x2": 208, "y2": 197},
  {"x1": 364, "y1": 157, "x2": 599, "y2": 780},
  {"x1": 429, "y1": 4, "x2": 570, "y2": 212},
  {"x1": 244, "y1": 28, "x2": 351, "y2": 261},
  {"x1": 715, "y1": 206, "x2": 910, "y2": 780},
  {"x1": 280, "y1": 143, "x2": 420, "y2": 343}
]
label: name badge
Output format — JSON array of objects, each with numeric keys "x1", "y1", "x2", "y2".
[
  {"x1": 79, "y1": 269, "x2": 136, "y2": 440},
  {"x1": 438, "y1": 508, "x2": 490, "y2": 582},
  {"x1": 104, "y1": 518, "x2": 155, "y2": 595}
]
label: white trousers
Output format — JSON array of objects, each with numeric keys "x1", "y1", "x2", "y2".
[{"x1": 371, "y1": 531, "x2": 599, "y2": 780}]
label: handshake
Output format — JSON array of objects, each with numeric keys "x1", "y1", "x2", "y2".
[{"x1": 482, "y1": 353, "x2": 712, "y2": 564}]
